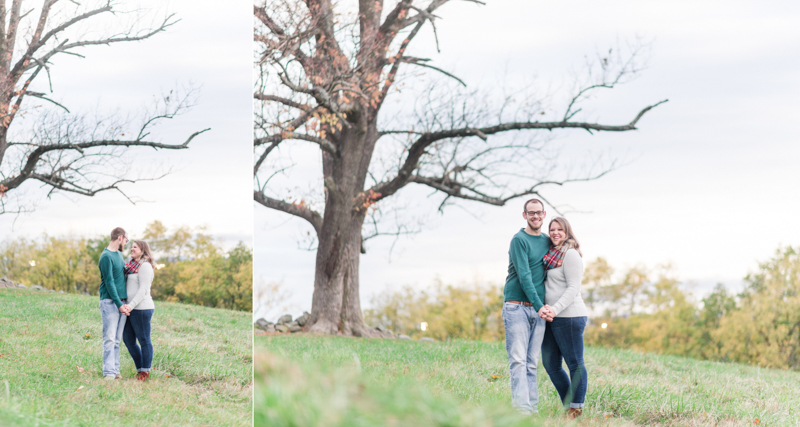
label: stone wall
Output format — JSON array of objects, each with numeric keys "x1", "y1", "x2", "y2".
[{"x1": 0, "y1": 277, "x2": 62, "y2": 293}]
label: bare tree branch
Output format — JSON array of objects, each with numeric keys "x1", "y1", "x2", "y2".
[
  {"x1": 254, "y1": 190, "x2": 322, "y2": 236},
  {"x1": 255, "y1": 92, "x2": 312, "y2": 111},
  {"x1": 394, "y1": 56, "x2": 466, "y2": 86},
  {"x1": 255, "y1": 131, "x2": 337, "y2": 155},
  {"x1": 0, "y1": 2, "x2": 205, "y2": 214},
  {"x1": 370, "y1": 99, "x2": 666, "y2": 202}
]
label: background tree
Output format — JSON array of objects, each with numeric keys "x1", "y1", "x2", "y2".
[
  {"x1": 140, "y1": 220, "x2": 253, "y2": 310},
  {"x1": 364, "y1": 281, "x2": 505, "y2": 341},
  {"x1": 600, "y1": 264, "x2": 650, "y2": 317},
  {"x1": 254, "y1": 278, "x2": 292, "y2": 320},
  {"x1": 0, "y1": 224, "x2": 253, "y2": 311},
  {"x1": 0, "y1": 234, "x2": 98, "y2": 292},
  {"x1": 0, "y1": 0, "x2": 208, "y2": 215},
  {"x1": 583, "y1": 257, "x2": 614, "y2": 311},
  {"x1": 696, "y1": 284, "x2": 736, "y2": 359},
  {"x1": 713, "y1": 247, "x2": 800, "y2": 369},
  {"x1": 254, "y1": 0, "x2": 667, "y2": 336}
]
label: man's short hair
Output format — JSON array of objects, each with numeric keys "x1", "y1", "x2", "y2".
[
  {"x1": 523, "y1": 198, "x2": 544, "y2": 212},
  {"x1": 110, "y1": 227, "x2": 127, "y2": 241}
]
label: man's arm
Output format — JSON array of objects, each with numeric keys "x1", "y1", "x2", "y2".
[
  {"x1": 509, "y1": 238, "x2": 545, "y2": 311},
  {"x1": 99, "y1": 256, "x2": 123, "y2": 308}
]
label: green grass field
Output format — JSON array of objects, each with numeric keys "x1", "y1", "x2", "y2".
[
  {"x1": 256, "y1": 334, "x2": 800, "y2": 426},
  {"x1": 0, "y1": 289, "x2": 252, "y2": 427}
]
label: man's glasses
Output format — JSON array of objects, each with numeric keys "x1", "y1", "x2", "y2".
[{"x1": 525, "y1": 210, "x2": 545, "y2": 217}]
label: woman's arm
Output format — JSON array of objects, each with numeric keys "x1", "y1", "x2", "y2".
[
  {"x1": 551, "y1": 249, "x2": 583, "y2": 316},
  {"x1": 128, "y1": 263, "x2": 154, "y2": 309}
]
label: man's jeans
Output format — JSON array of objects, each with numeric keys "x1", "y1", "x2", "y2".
[
  {"x1": 541, "y1": 316, "x2": 588, "y2": 409},
  {"x1": 502, "y1": 302, "x2": 546, "y2": 414},
  {"x1": 122, "y1": 309, "x2": 154, "y2": 372},
  {"x1": 99, "y1": 299, "x2": 126, "y2": 377}
]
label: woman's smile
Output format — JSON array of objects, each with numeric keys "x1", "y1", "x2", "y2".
[
  {"x1": 550, "y1": 224, "x2": 565, "y2": 246},
  {"x1": 130, "y1": 243, "x2": 142, "y2": 259}
]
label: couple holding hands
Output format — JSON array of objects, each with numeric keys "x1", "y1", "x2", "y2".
[
  {"x1": 502, "y1": 198, "x2": 589, "y2": 419},
  {"x1": 98, "y1": 227, "x2": 157, "y2": 381}
]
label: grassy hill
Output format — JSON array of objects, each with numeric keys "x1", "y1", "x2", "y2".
[
  {"x1": 0, "y1": 289, "x2": 252, "y2": 427},
  {"x1": 255, "y1": 334, "x2": 800, "y2": 426}
]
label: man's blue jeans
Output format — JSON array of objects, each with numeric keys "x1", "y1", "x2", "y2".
[
  {"x1": 99, "y1": 299, "x2": 126, "y2": 377},
  {"x1": 122, "y1": 309, "x2": 154, "y2": 372},
  {"x1": 502, "y1": 302, "x2": 546, "y2": 414},
  {"x1": 541, "y1": 316, "x2": 588, "y2": 409}
]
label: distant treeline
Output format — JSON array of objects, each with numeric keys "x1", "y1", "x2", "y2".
[
  {"x1": 366, "y1": 246, "x2": 800, "y2": 370},
  {"x1": 364, "y1": 282, "x2": 505, "y2": 342},
  {"x1": 0, "y1": 221, "x2": 252, "y2": 312},
  {"x1": 585, "y1": 247, "x2": 800, "y2": 371}
]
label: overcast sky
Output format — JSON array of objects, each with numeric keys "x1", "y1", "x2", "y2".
[
  {"x1": 0, "y1": 0, "x2": 252, "y2": 248},
  {"x1": 256, "y1": 0, "x2": 800, "y2": 320}
]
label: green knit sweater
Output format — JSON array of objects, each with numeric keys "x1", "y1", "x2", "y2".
[
  {"x1": 503, "y1": 229, "x2": 550, "y2": 311},
  {"x1": 98, "y1": 249, "x2": 127, "y2": 307}
]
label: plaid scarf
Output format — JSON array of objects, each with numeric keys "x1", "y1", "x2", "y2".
[
  {"x1": 124, "y1": 258, "x2": 141, "y2": 275},
  {"x1": 543, "y1": 241, "x2": 572, "y2": 271}
]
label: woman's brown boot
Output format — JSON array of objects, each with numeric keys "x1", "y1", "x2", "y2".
[
  {"x1": 137, "y1": 372, "x2": 150, "y2": 381},
  {"x1": 566, "y1": 408, "x2": 583, "y2": 420}
]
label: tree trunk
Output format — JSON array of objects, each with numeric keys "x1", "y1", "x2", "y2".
[
  {"x1": 307, "y1": 193, "x2": 378, "y2": 336},
  {"x1": 306, "y1": 113, "x2": 379, "y2": 337}
]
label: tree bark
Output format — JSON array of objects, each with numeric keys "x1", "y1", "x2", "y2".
[
  {"x1": 306, "y1": 111, "x2": 379, "y2": 337},
  {"x1": 307, "y1": 213, "x2": 375, "y2": 336}
]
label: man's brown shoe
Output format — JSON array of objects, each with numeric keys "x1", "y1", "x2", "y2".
[
  {"x1": 566, "y1": 408, "x2": 583, "y2": 420},
  {"x1": 137, "y1": 372, "x2": 150, "y2": 381},
  {"x1": 114, "y1": 374, "x2": 122, "y2": 379}
]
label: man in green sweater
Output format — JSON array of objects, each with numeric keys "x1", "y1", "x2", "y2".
[
  {"x1": 98, "y1": 227, "x2": 130, "y2": 380},
  {"x1": 502, "y1": 198, "x2": 555, "y2": 414}
]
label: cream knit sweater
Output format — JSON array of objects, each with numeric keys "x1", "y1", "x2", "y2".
[
  {"x1": 544, "y1": 248, "x2": 588, "y2": 317},
  {"x1": 125, "y1": 261, "x2": 155, "y2": 311}
]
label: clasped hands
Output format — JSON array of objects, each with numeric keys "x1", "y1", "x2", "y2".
[
  {"x1": 537, "y1": 305, "x2": 555, "y2": 322},
  {"x1": 118, "y1": 304, "x2": 132, "y2": 316}
]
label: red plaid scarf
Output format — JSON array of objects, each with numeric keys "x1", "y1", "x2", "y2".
[
  {"x1": 543, "y1": 242, "x2": 572, "y2": 270},
  {"x1": 124, "y1": 258, "x2": 141, "y2": 274}
]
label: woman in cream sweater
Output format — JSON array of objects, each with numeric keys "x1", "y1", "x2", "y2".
[
  {"x1": 539, "y1": 216, "x2": 589, "y2": 420},
  {"x1": 121, "y1": 240, "x2": 156, "y2": 381}
]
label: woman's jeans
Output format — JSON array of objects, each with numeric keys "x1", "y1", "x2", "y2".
[
  {"x1": 541, "y1": 316, "x2": 588, "y2": 409},
  {"x1": 502, "y1": 302, "x2": 546, "y2": 415},
  {"x1": 122, "y1": 309, "x2": 154, "y2": 372},
  {"x1": 99, "y1": 299, "x2": 127, "y2": 377}
]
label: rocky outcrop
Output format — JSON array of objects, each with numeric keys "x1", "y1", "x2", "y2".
[
  {"x1": 253, "y1": 314, "x2": 301, "y2": 334},
  {"x1": 254, "y1": 314, "x2": 401, "y2": 339},
  {"x1": 0, "y1": 277, "x2": 56, "y2": 291},
  {"x1": 255, "y1": 318, "x2": 270, "y2": 330},
  {"x1": 374, "y1": 325, "x2": 397, "y2": 339},
  {"x1": 296, "y1": 312, "x2": 310, "y2": 327},
  {"x1": 0, "y1": 277, "x2": 23, "y2": 288}
]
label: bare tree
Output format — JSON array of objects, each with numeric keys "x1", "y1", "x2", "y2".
[
  {"x1": 0, "y1": 0, "x2": 208, "y2": 215},
  {"x1": 254, "y1": 0, "x2": 667, "y2": 336},
  {"x1": 254, "y1": 278, "x2": 292, "y2": 320}
]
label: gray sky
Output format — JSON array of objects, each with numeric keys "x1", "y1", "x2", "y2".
[
  {"x1": 0, "y1": 0, "x2": 252, "y2": 248},
  {"x1": 256, "y1": 0, "x2": 800, "y2": 319}
]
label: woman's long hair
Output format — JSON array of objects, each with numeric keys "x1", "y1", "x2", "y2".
[
  {"x1": 133, "y1": 240, "x2": 157, "y2": 270},
  {"x1": 548, "y1": 217, "x2": 582, "y2": 257}
]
